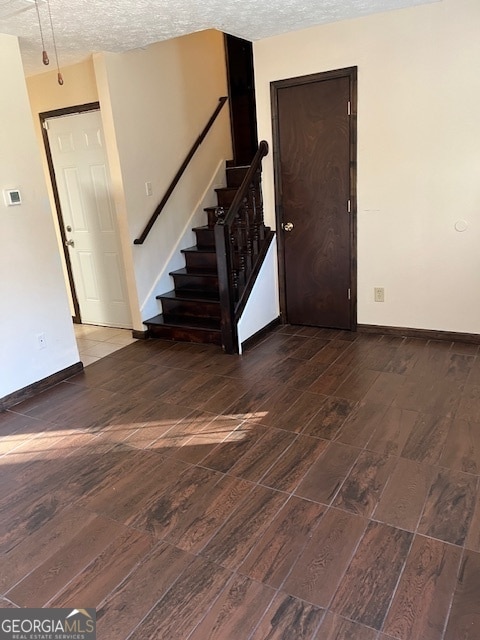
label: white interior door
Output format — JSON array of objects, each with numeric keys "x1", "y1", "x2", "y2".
[{"x1": 46, "y1": 110, "x2": 131, "y2": 328}]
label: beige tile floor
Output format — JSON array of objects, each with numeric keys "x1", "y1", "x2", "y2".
[{"x1": 74, "y1": 324, "x2": 138, "y2": 366}]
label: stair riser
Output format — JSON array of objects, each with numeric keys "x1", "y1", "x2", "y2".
[
  {"x1": 215, "y1": 188, "x2": 237, "y2": 207},
  {"x1": 171, "y1": 274, "x2": 219, "y2": 293},
  {"x1": 226, "y1": 167, "x2": 249, "y2": 188},
  {"x1": 148, "y1": 324, "x2": 222, "y2": 345},
  {"x1": 194, "y1": 227, "x2": 215, "y2": 248},
  {"x1": 161, "y1": 298, "x2": 221, "y2": 320},
  {"x1": 183, "y1": 252, "x2": 217, "y2": 271}
]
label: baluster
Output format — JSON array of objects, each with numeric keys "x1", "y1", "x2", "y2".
[
  {"x1": 241, "y1": 187, "x2": 252, "y2": 273},
  {"x1": 230, "y1": 230, "x2": 239, "y2": 302},
  {"x1": 249, "y1": 179, "x2": 260, "y2": 255},
  {"x1": 237, "y1": 198, "x2": 249, "y2": 293},
  {"x1": 232, "y1": 268, "x2": 239, "y2": 301},
  {"x1": 243, "y1": 194, "x2": 253, "y2": 273},
  {"x1": 238, "y1": 254, "x2": 246, "y2": 294},
  {"x1": 251, "y1": 182, "x2": 260, "y2": 255},
  {"x1": 255, "y1": 172, "x2": 266, "y2": 242}
]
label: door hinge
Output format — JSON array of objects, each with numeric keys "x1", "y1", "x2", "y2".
[
  {"x1": 42, "y1": 120, "x2": 49, "y2": 130},
  {"x1": 347, "y1": 101, "x2": 351, "y2": 116},
  {"x1": 348, "y1": 288, "x2": 351, "y2": 300},
  {"x1": 347, "y1": 199, "x2": 351, "y2": 213}
]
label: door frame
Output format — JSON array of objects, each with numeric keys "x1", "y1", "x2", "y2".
[
  {"x1": 40, "y1": 102, "x2": 101, "y2": 324},
  {"x1": 271, "y1": 67, "x2": 358, "y2": 329}
]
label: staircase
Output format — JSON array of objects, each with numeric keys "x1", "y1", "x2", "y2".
[{"x1": 144, "y1": 164, "x2": 249, "y2": 346}]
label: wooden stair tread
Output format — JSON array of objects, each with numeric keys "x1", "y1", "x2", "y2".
[
  {"x1": 215, "y1": 187, "x2": 237, "y2": 194},
  {"x1": 156, "y1": 290, "x2": 220, "y2": 302},
  {"x1": 226, "y1": 159, "x2": 249, "y2": 168},
  {"x1": 181, "y1": 245, "x2": 216, "y2": 254},
  {"x1": 169, "y1": 267, "x2": 218, "y2": 278},
  {"x1": 145, "y1": 314, "x2": 221, "y2": 331},
  {"x1": 192, "y1": 225, "x2": 211, "y2": 232}
]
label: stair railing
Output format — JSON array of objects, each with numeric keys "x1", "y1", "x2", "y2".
[
  {"x1": 214, "y1": 140, "x2": 274, "y2": 353},
  {"x1": 134, "y1": 96, "x2": 228, "y2": 245}
]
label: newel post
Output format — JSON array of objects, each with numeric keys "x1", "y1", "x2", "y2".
[{"x1": 214, "y1": 222, "x2": 238, "y2": 354}]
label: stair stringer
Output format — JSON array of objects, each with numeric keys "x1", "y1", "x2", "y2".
[{"x1": 139, "y1": 160, "x2": 227, "y2": 322}]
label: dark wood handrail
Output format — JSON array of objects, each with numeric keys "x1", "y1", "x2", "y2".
[
  {"x1": 134, "y1": 96, "x2": 228, "y2": 245},
  {"x1": 215, "y1": 140, "x2": 270, "y2": 353}
]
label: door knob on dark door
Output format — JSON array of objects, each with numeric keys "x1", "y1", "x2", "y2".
[{"x1": 283, "y1": 222, "x2": 294, "y2": 232}]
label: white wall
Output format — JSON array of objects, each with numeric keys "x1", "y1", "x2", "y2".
[
  {"x1": 0, "y1": 34, "x2": 79, "y2": 400},
  {"x1": 254, "y1": 0, "x2": 480, "y2": 334},
  {"x1": 237, "y1": 237, "x2": 280, "y2": 352},
  {"x1": 94, "y1": 30, "x2": 232, "y2": 329}
]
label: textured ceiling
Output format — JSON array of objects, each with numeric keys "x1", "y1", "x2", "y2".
[{"x1": 0, "y1": 0, "x2": 439, "y2": 76}]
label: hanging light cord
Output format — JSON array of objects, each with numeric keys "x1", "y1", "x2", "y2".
[
  {"x1": 46, "y1": 0, "x2": 64, "y2": 84},
  {"x1": 34, "y1": 0, "x2": 49, "y2": 65}
]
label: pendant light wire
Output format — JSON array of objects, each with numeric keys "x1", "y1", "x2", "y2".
[
  {"x1": 34, "y1": 0, "x2": 49, "y2": 65},
  {"x1": 45, "y1": 0, "x2": 63, "y2": 84}
]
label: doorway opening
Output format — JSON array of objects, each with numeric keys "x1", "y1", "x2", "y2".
[
  {"x1": 40, "y1": 103, "x2": 132, "y2": 331},
  {"x1": 73, "y1": 324, "x2": 137, "y2": 367}
]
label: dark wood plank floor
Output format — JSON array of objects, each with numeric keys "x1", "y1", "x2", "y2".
[{"x1": 1, "y1": 326, "x2": 480, "y2": 639}]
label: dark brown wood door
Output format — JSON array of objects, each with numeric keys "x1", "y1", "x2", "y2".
[{"x1": 274, "y1": 70, "x2": 356, "y2": 329}]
